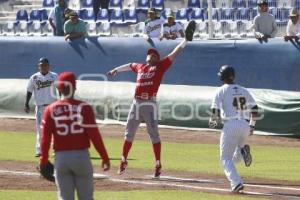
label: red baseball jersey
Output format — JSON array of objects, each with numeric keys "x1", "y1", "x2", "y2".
[
  {"x1": 130, "y1": 57, "x2": 172, "y2": 98},
  {"x1": 40, "y1": 98, "x2": 109, "y2": 165}
]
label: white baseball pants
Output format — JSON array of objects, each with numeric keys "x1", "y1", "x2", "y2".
[{"x1": 220, "y1": 119, "x2": 250, "y2": 189}]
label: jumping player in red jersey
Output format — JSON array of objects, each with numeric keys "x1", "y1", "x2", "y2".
[
  {"x1": 107, "y1": 38, "x2": 190, "y2": 178},
  {"x1": 39, "y1": 72, "x2": 110, "y2": 200}
]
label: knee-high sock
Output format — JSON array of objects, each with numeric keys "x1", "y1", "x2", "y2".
[
  {"x1": 152, "y1": 142, "x2": 161, "y2": 163},
  {"x1": 122, "y1": 140, "x2": 132, "y2": 160}
]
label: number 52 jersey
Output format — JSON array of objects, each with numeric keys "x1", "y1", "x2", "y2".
[
  {"x1": 41, "y1": 98, "x2": 106, "y2": 153},
  {"x1": 211, "y1": 84, "x2": 257, "y2": 121}
]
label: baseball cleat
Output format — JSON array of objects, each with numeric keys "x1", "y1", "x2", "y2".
[
  {"x1": 231, "y1": 183, "x2": 244, "y2": 193},
  {"x1": 241, "y1": 144, "x2": 252, "y2": 167},
  {"x1": 35, "y1": 153, "x2": 41, "y2": 157},
  {"x1": 117, "y1": 160, "x2": 128, "y2": 175},
  {"x1": 153, "y1": 164, "x2": 162, "y2": 178}
]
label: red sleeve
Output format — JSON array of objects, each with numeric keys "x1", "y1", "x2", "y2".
[
  {"x1": 130, "y1": 63, "x2": 140, "y2": 73},
  {"x1": 160, "y1": 57, "x2": 172, "y2": 72},
  {"x1": 40, "y1": 106, "x2": 54, "y2": 166},
  {"x1": 84, "y1": 105, "x2": 109, "y2": 162}
]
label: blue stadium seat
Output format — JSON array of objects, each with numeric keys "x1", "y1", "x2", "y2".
[
  {"x1": 81, "y1": 0, "x2": 93, "y2": 8},
  {"x1": 236, "y1": 8, "x2": 250, "y2": 21},
  {"x1": 96, "y1": 9, "x2": 109, "y2": 22},
  {"x1": 151, "y1": 0, "x2": 164, "y2": 10},
  {"x1": 16, "y1": 9, "x2": 29, "y2": 21},
  {"x1": 187, "y1": 0, "x2": 200, "y2": 9},
  {"x1": 43, "y1": 0, "x2": 54, "y2": 8},
  {"x1": 109, "y1": 0, "x2": 122, "y2": 9},
  {"x1": 232, "y1": 0, "x2": 246, "y2": 8},
  {"x1": 269, "y1": 8, "x2": 289, "y2": 21},
  {"x1": 295, "y1": 0, "x2": 300, "y2": 8},
  {"x1": 176, "y1": 8, "x2": 189, "y2": 23},
  {"x1": 267, "y1": 0, "x2": 277, "y2": 8},
  {"x1": 220, "y1": 8, "x2": 235, "y2": 21},
  {"x1": 251, "y1": 8, "x2": 257, "y2": 20},
  {"x1": 40, "y1": 9, "x2": 49, "y2": 22},
  {"x1": 203, "y1": 8, "x2": 219, "y2": 20},
  {"x1": 247, "y1": 0, "x2": 257, "y2": 8},
  {"x1": 160, "y1": 8, "x2": 172, "y2": 19},
  {"x1": 29, "y1": 10, "x2": 41, "y2": 21},
  {"x1": 79, "y1": 9, "x2": 95, "y2": 21},
  {"x1": 124, "y1": 8, "x2": 138, "y2": 24},
  {"x1": 137, "y1": 0, "x2": 150, "y2": 11},
  {"x1": 201, "y1": 0, "x2": 216, "y2": 8},
  {"x1": 110, "y1": 8, "x2": 124, "y2": 24},
  {"x1": 190, "y1": 8, "x2": 205, "y2": 22}
]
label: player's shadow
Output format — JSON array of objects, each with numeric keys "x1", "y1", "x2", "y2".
[
  {"x1": 67, "y1": 38, "x2": 86, "y2": 59},
  {"x1": 86, "y1": 37, "x2": 108, "y2": 56},
  {"x1": 289, "y1": 39, "x2": 300, "y2": 52},
  {"x1": 257, "y1": 37, "x2": 269, "y2": 44}
]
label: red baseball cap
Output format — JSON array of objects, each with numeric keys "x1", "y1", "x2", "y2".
[
  {"x1": 147, "y1": 48, "x2": 160, "y2": 60},
  {"x1": 57, "y1": 71, "x2": 76, "y2": 92}
]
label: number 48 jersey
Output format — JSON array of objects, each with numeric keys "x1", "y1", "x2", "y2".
[{"x1": 211, "y1": 84, "x2": 257, "y2": 121}]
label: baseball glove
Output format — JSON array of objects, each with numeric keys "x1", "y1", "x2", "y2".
[
  {"x1": 37, "y1": 161, "x2": 55, "y2": 182},
  {"x1": 185, "y1": 20, "x2": 196, "y2": 41}
]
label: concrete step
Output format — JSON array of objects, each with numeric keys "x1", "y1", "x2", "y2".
[
  {"x1": 13, "y1": 4, "x2": 42, "y2": 12},
  {"x1": 0, "y1": 11, "x2": 17, "y2": 17},
  {"x1": 0, "y1": 16, "x2": 16, "y2": 22}
]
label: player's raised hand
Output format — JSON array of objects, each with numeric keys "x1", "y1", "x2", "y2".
[
  {"x1": 106, "y1": 69, "x2": 118, "y2": 78},
  {"x1": 102, "y1": 159, "x2": 110, "y2": 171},
  {"x1": 24, "y1": 104, "x2": 30, "y2": 113}
]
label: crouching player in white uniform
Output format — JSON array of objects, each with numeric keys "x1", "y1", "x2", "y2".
[{"x1": 209, "y1": 65, "x2": 258, "y2": 193}]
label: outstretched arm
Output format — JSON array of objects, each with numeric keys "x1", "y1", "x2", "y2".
[
  {"x1": 106, "y1": 63, "x2": 132, "y2": 77},
  {"x1": 167, "y1": 39, "x2": 188, "y2": 61}
]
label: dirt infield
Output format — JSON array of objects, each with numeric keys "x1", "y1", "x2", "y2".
[{"x1": 1, "y1": 118, "x2": 300, "y2": 200}]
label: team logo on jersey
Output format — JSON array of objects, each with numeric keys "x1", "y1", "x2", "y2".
[
  {"x1": 36, "y1": 80, "x2": 54, "y2": 90},
  {"x1": 146, "y1": 24, "x2": 162, "y2": 34},
  {"x1": 138, "y1": 72, "x2": 155, "y2": 80}
]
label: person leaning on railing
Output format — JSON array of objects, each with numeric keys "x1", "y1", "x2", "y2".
[
  {"x1": 284, "y1": 8, "x2": 300, "y2": 42},
  {"x1": 64, "y1": 11, "x2": 88, "y2": 41},
  {"x1": 253, "y1": 0, "x2": 277, "y2": 39}
]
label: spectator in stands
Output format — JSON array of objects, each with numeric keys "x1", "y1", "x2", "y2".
[
  {"x1": 160, "y1": 12, "x2": 185, "y2": 40},
  {"x1": 93, "y1": 0, "x2": 110, "y2": 21},
  {"x1": 284, "y1": 8, "x2": 300, "y2": 41},
  {"x1": 253, "y1": 0, "x2": 277, "y2": 39},
  {"x1": 49, "y1": 0, "x2": 68, "y2": 36},
  {"x1": 144, "y1": 8, "x2": 165, "y2": 39},
  {"x1": 64, "y1": 11, "x2": 88, "y2": 41}
]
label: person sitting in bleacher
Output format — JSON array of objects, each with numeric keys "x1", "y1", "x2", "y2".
[
  {"x1": 160, "y1": 12, "x2": 185, "y2": 40},
  {"x1": 64, "y1": 11, "x2": 88, "y2": 41},
  {"x1": 253, "y1": 0, "x2": 277, "y2": 39},
  {"x1": 49, "y1": 0, "x2": 68, "y2": 36},
  {"x1": 144, "y1": 8, "x2": 165, "y2": 39},
  {"x1": 284, "y1": 8, "x2": 300, "y2": 42}
]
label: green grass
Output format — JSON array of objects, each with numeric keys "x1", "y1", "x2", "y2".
[
  {"x1": 0, "y1": 131, "x2": 300, "y2": 182},
  {"x1": 0, "y1": 190, "x2": 269, "y2": 200}
]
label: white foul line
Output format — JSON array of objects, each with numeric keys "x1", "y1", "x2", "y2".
[{"x1": 1, "y1": 169, "x2": 300, "y2": 199}]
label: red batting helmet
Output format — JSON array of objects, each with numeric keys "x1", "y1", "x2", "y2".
[
  {"x1": 147, "y1": 48, "x2": 160, "y2": 60},
  {"x1": 57, "y1": 71, "x2": 76, "y2": 92}
]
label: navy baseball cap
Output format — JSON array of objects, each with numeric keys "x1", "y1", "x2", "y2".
[{"x1": 39, "y1": 57, "x2": 49, "y2": 65}]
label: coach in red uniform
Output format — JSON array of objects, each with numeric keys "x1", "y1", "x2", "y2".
[
  {"x1": 40, "y1": 72, "x2": 110, "y2": 200},
  {"x1": 107, "y1": 38, "x2": 189, "y2": 178}
]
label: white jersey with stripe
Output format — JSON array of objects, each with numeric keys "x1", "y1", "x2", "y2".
[
  {"x1": 144, "y1": 18, "x2": 165, "y2": 38},
  {"x1": 211, "y1": 84, "x2": 256, "y2": 121},
  {"x1": 27, "y1": 71, "x2": 58, "y2": 106}
]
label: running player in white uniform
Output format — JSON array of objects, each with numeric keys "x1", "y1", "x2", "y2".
[
  {"x1": 24, "y1": 57, "x2": 58, "y2": 157},
  {"x1": 209, "y1": 65, "x2": 258, "y2": 193}
]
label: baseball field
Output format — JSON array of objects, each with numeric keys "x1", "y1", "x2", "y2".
[{"x1": 0, "y1": 118, "x2": 300, "y2": 200}]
